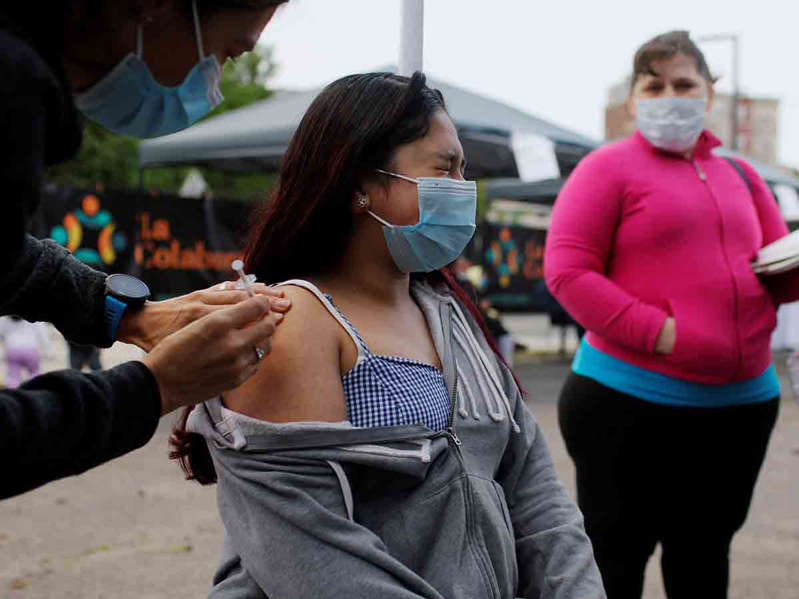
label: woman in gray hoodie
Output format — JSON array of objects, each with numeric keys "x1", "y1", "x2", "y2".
[{"x1": 172, "y1": 71, "x2": 605, "y2": 599}]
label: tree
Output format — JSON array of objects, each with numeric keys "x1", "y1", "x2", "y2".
[
  {"x1": 207, "y1": 45, "x2": 277, "y2": 116},
  {"x1": 48, "y1": 46, "x2": 279, "y2": 199},
  {"x1": 46, "y1": 120, "x2": 140, "y2": 190}
]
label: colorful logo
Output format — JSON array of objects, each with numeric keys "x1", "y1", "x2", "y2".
[
  {"x1": 50, "y1": 194, "x2": 127, "y2": 266},
  {"x1": 484, "y1": 227, "x2": 519, "y2": 288},
  {"x1": 483, "y1": 227, "x2": 545, "y2": 288}
]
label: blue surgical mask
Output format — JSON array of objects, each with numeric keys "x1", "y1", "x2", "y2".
[
  {"x1": 367, "y1": 169, "x2": 477, "y2": 273},
  {"x1": 635, "y1": 97, "x2": 706, "y2": 153},
  {"x1": 74, "y1": 0, "x2": 223, "y2": 138}
]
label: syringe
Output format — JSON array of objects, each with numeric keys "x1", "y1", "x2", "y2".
[
  {"x1": 231, "y1": 259, "x2": 255, "y2": 297},
  {"x1": 232, "y1": 259, "x2": 267, "y2": 362}
]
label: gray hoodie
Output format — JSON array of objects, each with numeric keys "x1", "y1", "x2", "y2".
[{"x1": 187, "y1": 280, "x2": 605, "y2": 599}]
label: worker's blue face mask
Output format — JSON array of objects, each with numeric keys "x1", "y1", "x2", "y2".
[
  {"x1": 368, "y1": 169, "x2": 477, "y2": 273},
  {"x1": 74, "y1": 0, "x2": 223, "y2": 139}
]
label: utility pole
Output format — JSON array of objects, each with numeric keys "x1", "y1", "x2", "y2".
[
  {"x1": 399, "y1": 0, "x2": 424, "y2": 76},
  {"x1": 697, "y1": 33, "x2": 740, "y2": 151}
]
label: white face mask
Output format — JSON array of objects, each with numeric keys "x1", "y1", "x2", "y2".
[{"x1": 635, "y1": 97, "x2": 706, "y2": 153}]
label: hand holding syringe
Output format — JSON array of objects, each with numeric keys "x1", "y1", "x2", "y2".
[{"x1": 138, "y1": 260, "x2": 289, "y2": 416}]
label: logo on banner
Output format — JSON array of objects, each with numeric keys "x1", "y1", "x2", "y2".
[
  {"x1": 484, "y1": 226, "x2": 545, "y2": 289},
  {"x1": 50, "y1": 194, "x2": 128, "y2": 266},
  {"x1": 485, "y1": 227, "x2": 519, "y2": 288},
  {"x1": 134, "y1": 212, "x2": 241, "y2": 271}
]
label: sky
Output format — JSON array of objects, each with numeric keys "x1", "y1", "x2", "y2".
[{"x1": 256, "y1": 0, "x2": 799, "y2": 169}]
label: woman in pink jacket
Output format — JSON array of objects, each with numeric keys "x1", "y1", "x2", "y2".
[{"x1": 544, "y1": 31, "x2": 795, "y2": 599}]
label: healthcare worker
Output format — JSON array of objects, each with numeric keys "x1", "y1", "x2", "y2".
[{"x1": 1, "y1": 0, "x2": 290, "y2": 499}]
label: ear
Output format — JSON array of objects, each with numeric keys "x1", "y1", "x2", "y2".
[
  {"x1": 625, "y1": 94, "x2": 637, "y2": 119},
  {"x1": 351, "y1": 191, "x2": 371, "y2": 214},
  {"x1": 705, "y1": 83, "x2": 715, "y2": 114}
]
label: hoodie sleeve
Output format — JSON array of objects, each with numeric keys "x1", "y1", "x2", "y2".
[
  {"x1": 495, "y1": 368, "x2": 606, "y2": 599},
  {"x1": 544, "y1": 149, "x2": 668, "y2": 353},
  {"x1": 209, "y1": 448, "x2": 446, "y2": 599}
]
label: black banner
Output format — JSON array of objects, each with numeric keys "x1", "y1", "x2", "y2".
[
  {"x1": 481, "y1": 222, "x2": 548, "y2": 311},
  {"x1": 33, "y1": 187, "x2": 557, "y2": 311},
  {"x1": 33, "y1": 186, "x2": 254, "y2": 300}
]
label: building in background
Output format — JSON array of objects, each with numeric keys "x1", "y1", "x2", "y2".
[{"x1": 605, "y1": 78, "x2": 779, "y2": 165}]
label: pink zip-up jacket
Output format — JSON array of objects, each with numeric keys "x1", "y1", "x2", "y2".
[{"x1": 545, "y1": 130, "x2": 799, "y2": 384}]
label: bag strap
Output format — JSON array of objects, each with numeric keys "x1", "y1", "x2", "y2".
[{"x1": 724, "y1": 156, "x2": 754, "y2": 197}]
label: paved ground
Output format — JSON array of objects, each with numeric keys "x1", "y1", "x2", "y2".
[{"x1": 1, "y1": 336, "x2": 797, "y2": 598}]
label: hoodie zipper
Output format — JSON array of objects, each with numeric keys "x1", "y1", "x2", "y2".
[
  {"x1": 693, "y1": 159, "x2": 707, "y2": 181},
  {"x1": 692, "y1": 159, "x2": 744, "y2": 380},
  {"x1": 441, "y1": 300, "x2": 462, "y2": 446},
  {"x1": 446, "y1": 372, "x2": 461, "y2": 446},
  {"x1": 439, "y1": 304, "x2": 500, "y2": 599},
  {"x1": 441, "y1": 399, "x2": 500, "y2": 599}
]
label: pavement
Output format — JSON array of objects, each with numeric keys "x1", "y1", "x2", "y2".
[
  {"x1": 502, "y1": 313, "x2": 582, "y2": 354},
  {"x1": 0, "y1": 322, "x2": 797, "y2": 598}
]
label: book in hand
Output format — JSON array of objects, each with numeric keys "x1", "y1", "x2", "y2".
[{"x1": 752, "y1": 229, "x2": 799, "y2": 275}]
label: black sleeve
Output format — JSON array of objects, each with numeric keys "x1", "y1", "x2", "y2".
[
  {"x1": 1, "y1": 236, "x2": 112, "y2": 346},
  {"x1": 0, "y1": 30, "x2": 161, "y2": 500},
  {"x1": 1, "y1": 361, "x2": 162, "y2": 498},
  {"x1": 0, "y1": 31, "x2": 111, "y2": 346}
]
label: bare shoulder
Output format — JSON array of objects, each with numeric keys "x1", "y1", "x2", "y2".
[{"x1": 224, "y1": 285, "x2": 348, "y2": 423}]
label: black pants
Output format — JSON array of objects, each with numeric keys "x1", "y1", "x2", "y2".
[{"x1": 559, "y1": 373, "x2": 779, "y2": 599}]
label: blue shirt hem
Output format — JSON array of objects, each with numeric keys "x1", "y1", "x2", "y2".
[{"x1": 572, "y1": 338, "x2": 780, "y2": 407}]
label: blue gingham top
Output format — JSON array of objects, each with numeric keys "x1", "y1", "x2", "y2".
[{"x1": 327, "y1": 295, "x2": 452, "y2": 431}]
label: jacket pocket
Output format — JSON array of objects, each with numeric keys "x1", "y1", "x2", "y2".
[
  {"x1": 375, "y1": 477, "x2": 499, "y2": 596},
  {"x1": 667, "y1": 298, "x2": 736, "y2": 375}
]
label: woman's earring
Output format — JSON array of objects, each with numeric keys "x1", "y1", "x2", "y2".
[{"x1": 356, "y1": 193, "x2": 370, "y2": 209}]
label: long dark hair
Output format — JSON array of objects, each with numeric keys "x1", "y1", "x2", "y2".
[
  {"x1": 242, "y1": 72, "x2": 447, "y2": 282},
  {"x1": 171, "y1": 72, "x2": 515, "y2": 484}
]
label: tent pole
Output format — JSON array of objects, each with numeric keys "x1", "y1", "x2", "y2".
[{"x1": 399, "y1": 0, "x2": 423, "y2": 76}]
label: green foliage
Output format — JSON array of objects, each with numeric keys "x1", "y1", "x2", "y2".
[
  {"x1": 204, "y1": 46, "x2": 277, "y2": 118},
  {"x1": 47, "y1": 46, "x2": 278, "y2": 199},
  {"x1": 47, "y1": 121, "x2": 140, "y2": 190},
  {"x1": 140, "y1": 167, "x2": 277, "y2": 202}
]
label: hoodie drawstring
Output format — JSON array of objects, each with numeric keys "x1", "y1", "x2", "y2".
[
  {"x1": 455, "y1": 363, "x2": 483, "y2": 420},
  {"x1": 449, "y1": 300, "x2": 521, "y2": 433}
]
